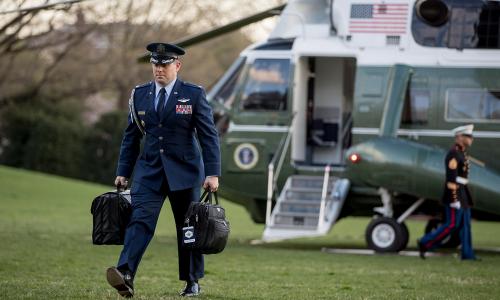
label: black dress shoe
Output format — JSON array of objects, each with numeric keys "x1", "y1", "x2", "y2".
[
  {"x1": 417, "y1": 239, "x2": 426, "y2": 260},
  {"x1": 179, "y1": 281, "x2": 201, "y2": 297},
  {"x1": 106, "y1": 267, "x2": 134, "y2": 298},
  {"x1": 462, "y1": 256, "x2": 481, "y2": 261}
]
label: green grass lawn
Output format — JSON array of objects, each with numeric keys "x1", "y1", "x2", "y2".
[{"x1": 1, "y1": 165, "x2": 499, "y2": 299}]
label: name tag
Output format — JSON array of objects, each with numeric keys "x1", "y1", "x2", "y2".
[
  {"x1": 138, "y1": 111, "x2": 146, "y2": 115},
  {"x1": 176, "y1": 105, "x2": 192, "y2": 114},
  {"x1": 182, "y1": 226, "x2": 195, "y2": 244}
]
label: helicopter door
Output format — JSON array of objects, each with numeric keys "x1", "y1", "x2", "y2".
[{"x1": 292, "y1": 56, "x2": 356, "y2": 166}]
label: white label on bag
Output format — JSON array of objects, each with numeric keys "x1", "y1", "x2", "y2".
[{"x1": 182, "y1": 226, "x2": 195, "y2": 244}]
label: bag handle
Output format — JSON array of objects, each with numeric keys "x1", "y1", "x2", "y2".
[
  {"x1": 200, "y1": 189, "x2": 219, "y2": 205},
  {"x1": 183, "y1": 190, "x2": 219, "y2": 226},
  {"x1": 184, "y1": 203, "x2": 195, "y2": 226}
]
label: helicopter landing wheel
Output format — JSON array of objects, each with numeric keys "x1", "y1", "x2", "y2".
[{"x1": 366, "y1": 217, "x2": 409, "y2": 253}]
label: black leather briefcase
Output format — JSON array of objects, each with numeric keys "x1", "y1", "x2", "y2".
[
  {"x1": 182, "y1": 190, "x2": 230, "y2": 254},
  {"x1": 90, "y1": 189, "x2": 132, "y2": 245}
]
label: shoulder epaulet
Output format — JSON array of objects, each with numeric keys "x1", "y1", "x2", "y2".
[
  {"x1": 134, "y1": 81, "x2": 152, "y2": 90},
  {"x1": 182, "y1": 81, "x2": 203, "y2": 90}
]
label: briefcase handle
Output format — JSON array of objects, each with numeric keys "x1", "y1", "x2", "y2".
[
  {"x1": 183, "y1": 190, "x2": 219, "y2": 226},
  {"x1": 200, "y1": 189, "x2": 219, "y2": 205}
]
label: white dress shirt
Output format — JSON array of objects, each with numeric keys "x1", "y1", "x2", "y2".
[{"x1": 154, "y1": 78, "x2": 177, "y2": 111}]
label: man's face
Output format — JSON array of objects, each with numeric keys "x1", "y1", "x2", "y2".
[
  {"x1": 463, "y1": 135, "x2": 473, "y2": 147},
  {"x1": 457, "y1": 135, "x2": 474, "y2": 148},
  {"x1": 152, "y1": 59, "x2": 181, "y2": 85}
]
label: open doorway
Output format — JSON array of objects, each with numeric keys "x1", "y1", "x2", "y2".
[{"x1": 292, "y1": 56, "x2": 356, "y2": 166}]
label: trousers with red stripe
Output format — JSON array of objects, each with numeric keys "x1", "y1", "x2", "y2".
[{"x1": 419, "y1": 206, "x2": 475, "y2": 259}]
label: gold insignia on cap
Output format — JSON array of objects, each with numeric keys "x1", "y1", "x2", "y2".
[
  {"x1": 157, "y1": 44, "x2": 166, "y2": 53},
  {"x1": 449, "y1": 158, "x2": 458, "y2": 170}
]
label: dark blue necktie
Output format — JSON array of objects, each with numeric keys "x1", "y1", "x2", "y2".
[{"x1": 157, "y1": 87, "x2": 166, "y2": 116}]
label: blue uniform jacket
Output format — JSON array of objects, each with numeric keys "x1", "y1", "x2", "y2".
[
  {"x1": 116, "y1": 79, "x2": 221, "y2": 191},
  {"x1": 442, "y1": 144, "x2": 473, "y2": 208}
]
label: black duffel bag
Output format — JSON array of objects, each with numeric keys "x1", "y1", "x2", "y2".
[
  {"x1": 182, "y1": 190, "x2": 230, "y2": 254},
  {"x1": 90, "y1": 189, "x2": 132, "y2": 245}
]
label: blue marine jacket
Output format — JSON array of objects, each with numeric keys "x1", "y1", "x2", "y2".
[{"x1": 116, "y1": 79, "x2": 221, "y2": 191}]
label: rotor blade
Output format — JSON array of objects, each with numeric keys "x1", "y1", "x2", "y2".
[
  {"x1": 0, "y1": 0, "x2": 91, "y2": 15},
  {"x1": 138, "y1": 3, "x2": 286, "y2": 62}
]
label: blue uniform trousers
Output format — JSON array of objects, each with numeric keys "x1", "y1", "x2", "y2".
[
  {"x1": 117, "y1": 179, "x2": 204, "y2": 281},
  {"x1": 460, "y1": 208, "x2": 475, "y2": 260},
  {"x1": 420, "y1": 206, "x2": 476, "y2": 260}
]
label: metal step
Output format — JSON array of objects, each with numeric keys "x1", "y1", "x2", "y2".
[
  {"x1": 279, "y1": 200, "x2": 321, "y2": 214},
  {"x1": 266, "y1": 224, "x2": 317, "y2": 230},
  {"x1": 262, "y1": 226, "x2": 324, "y2": 240},
  {"x1": 290, "y1": 175, "x2": 336, "y2": 189},
  {"x1": 285, "y1": 188, "x2": 330, "y2": 202},
  {"x1": 262, "y1": 175, "x2": 351, "y2": 242},
  {"x1": 274, "y1": 212, "x2": 320, "y2": 227}
]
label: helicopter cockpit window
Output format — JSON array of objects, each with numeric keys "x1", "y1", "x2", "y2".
[
  {"x1": 211, "y1": 57, "x2": 245, "y2": 109},
  {"x1": 446, "y1": 89, "x2": 500, "y2": 122},
  {"x1": 412, "y1": 0, "x2": 500, "y2": 49},
  {"x1": 402, "y1": 89, "x2": 431, "y2": 124},
  {"x1": 239, "y1": 59, "x2": 290, "y2": 111}
]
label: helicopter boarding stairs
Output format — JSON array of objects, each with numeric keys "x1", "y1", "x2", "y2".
[
  {"x1": 261, "y1": 116, "x2": 350, "y2": 242},
  {"x1": 262, "y1": 173, "x2": 350, "y2": 241}
]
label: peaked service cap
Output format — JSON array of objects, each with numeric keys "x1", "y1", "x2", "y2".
[
  {"x1": 452, "y1": 124, "x2": 474, "y2": 137},
  {"x1": 146, "y1": 42, "x2": 185, "y2": 64}
]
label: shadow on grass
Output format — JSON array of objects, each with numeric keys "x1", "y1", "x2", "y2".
[
  {"x1": 249, "y1": 240, "x2": 367, "y2": 251},
  {"x1": 245, "y1": 240, "x2": 500, "y2": 257}
]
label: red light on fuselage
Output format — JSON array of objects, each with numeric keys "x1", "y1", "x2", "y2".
[{"x1": 349, "y1": 153, "x2": 361, "y2": 163}]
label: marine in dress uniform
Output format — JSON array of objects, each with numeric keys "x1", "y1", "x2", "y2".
[
  {"x1": 418, "y1": 124, "x2": 476, "y2": 260},
  {"x1": 106, "y1": 42, "x2": 221, "y2": 297}
]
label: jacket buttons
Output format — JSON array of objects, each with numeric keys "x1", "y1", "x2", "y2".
[
  {"x1": 158, "y1": 124, "x2": 162, "y2": 128},
  {"x1": 160, "y1": 149, "x2": 164, "y2": 153},
  {"x1": 159, "y1": 136, "x2": 163, "y2": 140}
]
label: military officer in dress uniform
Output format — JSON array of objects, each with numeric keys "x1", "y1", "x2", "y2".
[
  {"x1": 418, "y1": 124, "x2": 476, "y2": 260},
  {"x1": 106, "y1": 42, "x2": 221, "y2": 297}
]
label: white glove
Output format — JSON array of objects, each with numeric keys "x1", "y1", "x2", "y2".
[{"x1": 450, "y1": 201, "x2": 461, "y2": 210}]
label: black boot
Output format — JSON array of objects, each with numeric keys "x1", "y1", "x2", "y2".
[
  {"x1": 417, "y1": 239, "x2": 426, "y2": 260},
  {"x1": 179, "y1": 280, "x2": 201, "y2": 297},
  {"x1": 106, "y1": 266, "x2": 134, "y2": 298}
]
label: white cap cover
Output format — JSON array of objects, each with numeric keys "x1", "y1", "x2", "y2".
[{"x1": 452, "y1": 124, "x2": 474, "y2": 136}]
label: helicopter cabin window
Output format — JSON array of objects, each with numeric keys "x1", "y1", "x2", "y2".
[
  {"x1": 446, "y1": 89, "x2": 500, "y2": 122},
  {"x1": 412, "y1": 0, "x2": 500, "y2": 49},
  {"x1": 239, "y1": 59, "x2": 290, "y2": 111},
  {"x1": 402, "y1": 89, "x2": 431, "y2": 124}
]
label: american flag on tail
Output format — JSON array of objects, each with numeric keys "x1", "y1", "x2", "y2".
[{"x1": 349, "y1": 3, "x2": 409, "y2": 34}]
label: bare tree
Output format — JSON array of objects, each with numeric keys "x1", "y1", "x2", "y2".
[{"x1": 0, "y1": 0, "x2": 282, "y2": 110}]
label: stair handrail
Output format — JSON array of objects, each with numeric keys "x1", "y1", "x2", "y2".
[
  {"x1": 318, "y1": 164, "x2": 331, "y2": 229},
  {"x1": 265, "y1": 113, "x2": 296, "y2": 226}
]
